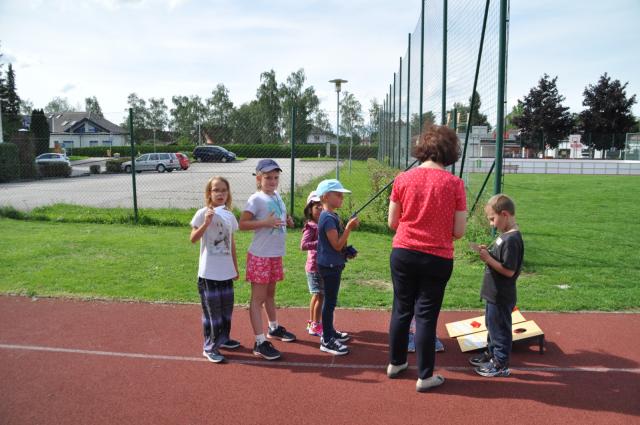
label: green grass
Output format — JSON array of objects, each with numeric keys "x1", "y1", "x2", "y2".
[{"x1": 0, "y1": 169, "x2": 639, "y2": 311}]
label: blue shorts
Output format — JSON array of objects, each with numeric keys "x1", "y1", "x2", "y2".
[{"x1": 306, "y1": 271, "x2": 324, "y2": 295}]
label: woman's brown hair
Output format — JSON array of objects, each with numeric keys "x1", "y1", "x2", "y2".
[{"x1": 412, "y1": 125, "x2": 460, "y2": 166}]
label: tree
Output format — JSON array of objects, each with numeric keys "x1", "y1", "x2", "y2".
[
  {"x1": 170, "y1": 95, "x2": 207, "y2": 142},
  {"x1": 505, "y1": 100, "x2": 523, "y2": 131},
  {"x1": 148, "y1": 97, "x2": 169, "y2": 132},
  {"x1": 512, "y1": 74, "x2": 573, "y2": 150},
  {"x1": 124, "y1": 93, "x2": 150, "y2": 142},
  {"x1": 1, "y1": 63, "x2": 22, "y2": 140},
  {"x1": 206, "y1": 84, "x2": 235, "y2": 126},
  {"x1": 410, "y1": 111, "x2": 436, "y2": 136},
  {"x1": 84, "y1": 96, "x2": 104, "y2": 118},
  {"x1": 340, "y1": 92, "x2": 364, "y2": 141},
  {"x1": 453, "y1": 91, "x2": 490, "y2": 133},
  {"x1": 256, "y1": 70, "x2": 282, "y2": 144},
  {"x1": 20, "y1": 99, "x2": 34, "y2": 115},
  {"x1": 312, "y1": 109, "x2": 332, "y2": 134},
  {"x1": 230, "y1": 101, "x2": 264, "y2": 144},
  {"x1": 30, "y1": 109, "x2": 50, "y2": 156},
  {"x1": 44, "y1": 97, "x2": 75, "y2": 114},
  {"x1": 368, "y1": 99, "x2": 381, "y2": 142},
  {"x1": 280, "y1": 69, "x2": 319, "y2": 144},
  {"x1": 580, "y1": 73, "x2": 637, "y2": 151}
]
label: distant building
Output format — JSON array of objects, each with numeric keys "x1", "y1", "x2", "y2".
[
  {"x1": 48, "y1": 112, "x2": 128, "y2": 151},
  {"x1": 306, "y1": 126, "x2": 337, "y2": 145}
]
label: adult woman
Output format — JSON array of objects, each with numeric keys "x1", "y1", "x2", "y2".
[{"x1": 386, "y1": 125, "x2": 467, "y2": 392}]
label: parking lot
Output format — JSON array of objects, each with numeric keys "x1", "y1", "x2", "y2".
[{"x1": 0, "y1": 159, "x2": 338, "y2": 210}]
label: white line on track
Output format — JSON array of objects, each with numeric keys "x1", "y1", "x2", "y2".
[{"x1": 2, "y1": 343, "x2": 639, "y2": 373}]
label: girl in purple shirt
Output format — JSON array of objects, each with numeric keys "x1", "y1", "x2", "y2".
[{"x1": 300, "y1": 191, "x2": 324, "y2": 336}]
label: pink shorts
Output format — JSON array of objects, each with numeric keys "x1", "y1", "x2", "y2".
[{"x1": 246, "y1": 252, "x2": 284, "y2": 284}]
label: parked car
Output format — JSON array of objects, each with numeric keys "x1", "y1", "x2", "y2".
[
  {"x1": 35, "y1": 153, "x2": 70, "y2": 165},
  {"x1": 192, "y1": 145, "x2": 236, "y2": 163},
  {"x1": 175, "y1": 152, "x2": 190, "y2": 170},
  {"x1": 122, "y1": 153, "x2": 181, "y2": 173}
]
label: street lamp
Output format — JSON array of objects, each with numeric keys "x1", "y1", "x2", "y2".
[{"x1": 329, "y1": 78, "x2": 347, "y2": 180}]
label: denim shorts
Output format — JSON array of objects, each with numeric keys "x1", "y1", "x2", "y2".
[{"x1": 306, "y1": 271, "x2": 324, "y2": 294}]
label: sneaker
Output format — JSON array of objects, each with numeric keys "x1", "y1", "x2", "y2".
[
  {"x1": 220, "y1": 339, "x2": 241, "y2": 349},
  {"x1": 468, "y1": 350, "x2": 492, "y2": 367},
  {"x1": 416, "y1": 374, "x2": 445, "y2": 392},
  {"x1": 320, "y1": 337, "x2": 349, "y2": 355},
  {"x1": 268, "y1": 325, "x2": 296, "y2": 342},
  {"x1": 253, "y1": 341, "x2": 281, "y2": 361},
  {"x1": 435, "y1": 337, "x2": 445, "y2": 353},
  {"x1": 306, "y1": 320, "x2": 313, "y2": 331},
  {"x1": 202, "y1": 349, "x2": 225, "y2": 363},
  {"x1": 308, "y1": 322, "x2": 323, "y2": 336},
  {"x1": 387, "y1": 361, "x2": 409, "y2": 378},
  {"x1": 474, "y1": 359, "x2": 511, "y2": 377},
  {"x1": 334, "y1": 330, "x2": 350, "y2": 342},
  {"x1": 407, "y1": 332, "x2": 416, "y2": 353}
]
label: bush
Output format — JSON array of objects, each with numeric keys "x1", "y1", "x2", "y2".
[
  {"x1": 367, "y1": 159, "x2": 399, "y2": 223},
  {"x1": 89, "y1": 165, "x2": 101, "y2": 174},
  {"x1": 0, "y1": 143, "x2": 20, "y2": 182},
  {"x1": 37, "y1": 163, "x2": 72, "y2": 178},
  {"x1": 106, "y1": 158, "x2": 129, "y2": 173}
]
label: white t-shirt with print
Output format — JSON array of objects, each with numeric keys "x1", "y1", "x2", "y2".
[
  {"x1": 190, "y1": 206, "x2": 238, "y2": 280},
  {"x1": 244, "y1": 191, "x2": 287, "y2": 258}
]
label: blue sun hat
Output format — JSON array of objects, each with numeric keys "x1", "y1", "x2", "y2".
[{"x1": 315, "y1": 179, "x2": 351, "y2": 197}]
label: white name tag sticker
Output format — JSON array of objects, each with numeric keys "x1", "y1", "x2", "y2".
[{"x1": 495, "y1": 237, "x2": 503, "y2": 246}]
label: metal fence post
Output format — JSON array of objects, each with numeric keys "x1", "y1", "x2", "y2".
[
  {"x1": 494, "y1": 0, "x2": 508, "y2": 195},
  {"x1": 441, "y1": 0, "x2": 448, "y2": 126},
  {"x1": 128, "y1": 108, "x2": 138, "y2": 224},
  {"x1": 290, "y1": 105, "x2": 296, "y2": 215},
  {"x1": 398, "y1": 57, "x2": 403, "y2": 169},
  {"x1": 406, "y1": 33, "x2": 411, "y2": 168}
]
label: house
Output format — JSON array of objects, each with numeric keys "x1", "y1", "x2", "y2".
[
  {"x1": 306, "y1": 126, "x2": 337, "y2": 145},
  {"x1": 48, "y1": 112, "x2": 128, "y2": 151}
]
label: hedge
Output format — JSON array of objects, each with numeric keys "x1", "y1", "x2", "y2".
[
  {"x1": 70, "y1": 144, "x2": 378, "y2": 160},
  {"x1": 37, "y1": 163, "x2": 72, "y2": 178},
  {"x1": 0, "y1": 143, "x2": 20, "y2": 182}
]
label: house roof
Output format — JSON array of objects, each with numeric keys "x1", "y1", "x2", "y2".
[
  {"x1": 308, "y1": 126, "x2": 335, "y2": 136},
  {"x1": 48, "y1": 112, "x2": 127, "y2": 134}
]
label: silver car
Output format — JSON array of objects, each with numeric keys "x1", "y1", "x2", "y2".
[
  {"x1": 35, "y1": 153, "x2": 71, "y2": 165},
  {"x1": 122, "y1": 153, "x2": 181, "y2": 173}
]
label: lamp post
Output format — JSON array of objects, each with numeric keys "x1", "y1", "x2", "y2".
[{"x1": 329, "y1": 78, "x2": 347, "y2": 180}]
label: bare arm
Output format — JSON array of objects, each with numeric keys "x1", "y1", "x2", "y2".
[
  {"x1": 325, "y1": 217, "x2": 360, "y2": 252},
  {"x1": 479, "y1": 247, "x2": 516, "y2": 278},
  {"x1": 190, "y1": 208, "x2": 214, "y2": 243},
  {"x1": 452, "y1": 210, "x2": 467, "y2": 240},
  {"x1": 387, "y1": 200, "x2": 401, "y2": 230},
  {"x1": 231, "y1": 235, "x2": 239, "y2": 280}
]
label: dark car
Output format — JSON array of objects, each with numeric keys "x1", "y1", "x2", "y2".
[{"x1": 192, "y1": 145, "x2": 236, "y2": 163}]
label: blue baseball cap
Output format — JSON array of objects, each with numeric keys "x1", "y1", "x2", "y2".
[
  {"x1": 254, "y1": 159, "x2": 282, "y2": 175},
  {"x1": 315, "y1": 179, "x2": 351, "y2": 197}
]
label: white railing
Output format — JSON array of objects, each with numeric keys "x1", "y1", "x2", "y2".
[{"x1": 463, "y1": 158, "x2": 640, "y2": 175}]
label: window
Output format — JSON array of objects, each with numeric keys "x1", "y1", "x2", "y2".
[
  {"x1": 137, "y1": 155, "x2": 149, "y2": 162},
  {"x1": 102, "y1": 140, "x2": 112, "y2": 146},
  {"x1": 90, "y1": 140, "x2": 99, "y2": 146},
  {"x1": 149, "y1": 154, "x2": 159, "y2": 161}
]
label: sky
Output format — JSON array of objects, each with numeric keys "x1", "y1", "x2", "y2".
[{"x1": 1, "y1": 0, "x2": 639, "y2": 125}]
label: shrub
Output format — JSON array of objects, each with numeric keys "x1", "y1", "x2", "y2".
[
  {"x1": 37, "y1": 163, "x2": 72, "y2": 178},
  {"x1": 0, "y1": 143, "x2": 20, "y2": 182},
  {"x1": 367, "y1": 159, "x2": 399, "y2": 223},
  {"x1": 89, "y1": 164, "x2": 101, "y2": 174},
  {"x1": 106, "y1": 158, "x2": 129, "y2": 173}
]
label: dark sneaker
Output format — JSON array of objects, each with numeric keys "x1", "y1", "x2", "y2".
[
  {"x1": 253, "y1": 341, "x2": 281, "y2": 361},
  {"x1": 435, "y1": 337, "x2": 445, "y2": 352},
  {"x1": 202, "y1": 349, "x2": 225, "y2": 363},
  {"x1": 267, "y1": 325, "x2": 296, "y2": 342},
  {"x1": 475, "y1": 359, "x2": 511, "y2": 377},
  {"x1": 320, "y1": 337, "x2": 349, "y2": 355},
  {"x1": 220, "y1": 339, "x2": 241, "y2": 349},
  {"x1": 334, "y1": 330, "x2": 350, "y2": 342},
  {"x1": 468, "y1": 351, "x2": 492, "y2": 367}
]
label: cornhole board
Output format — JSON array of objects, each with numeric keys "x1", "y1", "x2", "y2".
[
  {"x1": 456, "y1": 320, "x2": 545, "y2": 354},
  {"x1": 445, "y1": 309, "x2": 526, "y2": 338}
]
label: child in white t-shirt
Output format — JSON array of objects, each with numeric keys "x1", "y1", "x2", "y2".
[
  {"x1": 239, "y1": 159, "x2": 295, "y2": 361},
  {"x1": 190, "y1": 176, "x2": 239, "y2": 363}
]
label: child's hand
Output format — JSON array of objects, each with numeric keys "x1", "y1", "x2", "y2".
[
  {"x1": 346, "y1": 216, "x2": 360, "y2": 231},
  {"x1": 478, "y1": 246, "x2": 491, "y2": 262},
  {"x1": 286, "y1": 214, "x2": 295, "y2": 228},
  {"x1": 264, "y1": 212, "x2": 285, "y2": 229},
  {"x1": 204, "y1": 208, "x2": 215, "y2": 226}
]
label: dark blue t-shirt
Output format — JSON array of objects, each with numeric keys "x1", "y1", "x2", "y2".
[{"x1": 317, "y1": 211, "x2": 345, "y2": 268}]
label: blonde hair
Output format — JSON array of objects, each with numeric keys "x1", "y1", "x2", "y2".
[
  {"x1": 205, "y1": 176, "x2": 233, "y2": 209},
  {"x1": 486, "y1": 193, "x2": 515, "y2": 216},
  {"x1": 255, "y1": 170, "x2": 281, "y2": 190}
]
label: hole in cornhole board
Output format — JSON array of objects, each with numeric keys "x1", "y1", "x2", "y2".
[
  {"x1": 456, "y1": 320, "x2": 545, "y2": 354},
  {"x1": 514, "y1": 328, "x2": 527, "y2": 334}
]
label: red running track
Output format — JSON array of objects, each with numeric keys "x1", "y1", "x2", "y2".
[{"x1": 1, "y1": 296, "x2": 639, "y2": 424}]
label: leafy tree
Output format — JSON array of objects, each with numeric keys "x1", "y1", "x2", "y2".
[
  {"x1": 512, "y1": 74, "x2": 573, "y2": 150},
  {"x1": 84, "y1": 96, "x2": 104, "y2": 118},
  {"x1": 170, "y1": 95, "x2": 207, "y2": 142},
  {"x1": 230, "y1": 101, "x2": 264, "y2": 144},
  {"x1": 256, "y1": 70, "x2": 282, "y2": 144},
  {"x1": 147, "y1": 97, "x2": 169, "y2": 140},
  {"x1": 30, "y1": 109, "x2": 50, "y2": 155},
  {"x1": 124, "y1": 93, "x2": 151, "y2": 142},
  {"x1": 206, "y1": 84, "x2": 235, "y2": 126},
  {"x1": 20, "y1": 98, "x2": 34, "y2": 115},
  {"x1": 410, "y1": 111, "x2": 436, "y2": 136},
  {"x1": 368, "y1": 99, "x2": 381, "y2": 142},
  {"x1": 505, "y1": 100, "x2": 523, "y2": 131},
  {"x1": 44, "y1": 97, "x2": 75, "y2": 114},
  {"x1": 580, "y1": 73, "x2": 637, "y2": 150},
  {"x1": 280, "y1": 69, "x2": 319, "y2": 144},
  {"x1": 453, "y1": 91, "x2": 490, "y2": 133},
  {"x1": 312, "y1": 109, "x2": 332, "y2": 134},
  {"x1": 340, "y1": 92, "x2": 364, "y2": 143},
  {"x1": 1, "y1": 63, "x2": 22, "y2": 140}
]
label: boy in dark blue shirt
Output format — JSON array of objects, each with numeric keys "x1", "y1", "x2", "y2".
[
  {"x1": 316, "y1": 179, "x2": 359, "y2": 355},
  {"x1": 470, "y1": 194, "x2": 524, "y2": 377}
]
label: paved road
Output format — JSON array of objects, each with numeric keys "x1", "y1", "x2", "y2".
[{"x1": 0, "y1": 159, "x2": 338, "y2": 210}]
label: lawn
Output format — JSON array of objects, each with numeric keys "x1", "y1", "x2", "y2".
[{"x1": 0, "y1": 169, "x2": 638, "y2": 311}]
